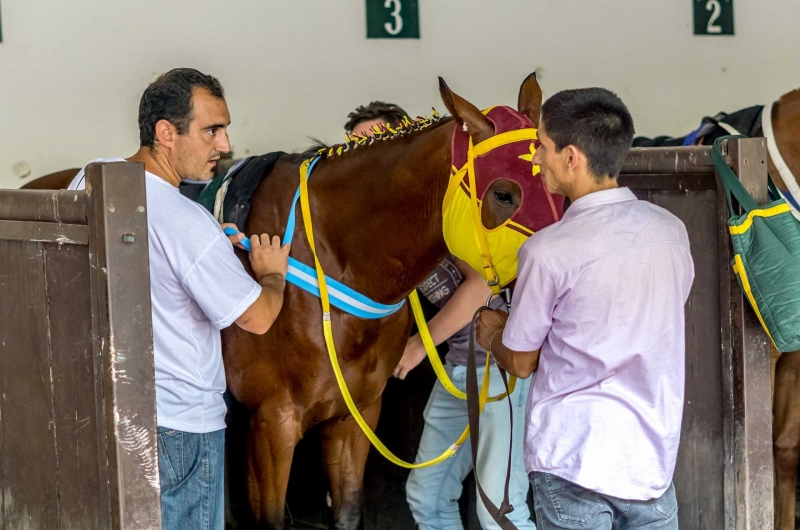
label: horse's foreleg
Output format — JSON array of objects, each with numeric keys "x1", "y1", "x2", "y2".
[
  {"x1": 773, "y1": 350, "x2": 800, "y2": 530},
  {"x1": 248, "y1": 404, "x2": 303, "y2": 530},
  {"x1": 320, "y1": 398, "x2": 382, "y2": 530}
]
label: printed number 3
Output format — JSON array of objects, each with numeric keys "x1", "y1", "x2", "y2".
[
  {"x1": 706, "y1": 0, "x2": 722, "y2": 34},
  {"x1": 384, "y1": 0, "x2": 403, "y2": 35}
]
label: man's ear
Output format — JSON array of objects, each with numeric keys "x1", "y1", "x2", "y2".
[
  {"x1": 155, "y1": 119, "x2": 177, "y2": 149},
  {"x1": 565, "y1": 145, "x2": 585, "y2": 172}
]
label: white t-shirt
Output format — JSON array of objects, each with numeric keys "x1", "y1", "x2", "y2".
[
  {"x1": 69, "y1": 160, "x2": 261, "y2": 433},
  {"x1": 503, "y1": 187, "x2": 694, "y2": 500}
]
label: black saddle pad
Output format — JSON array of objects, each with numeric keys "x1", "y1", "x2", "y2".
[
  {"x1": 220, "y1": 152, "x2": 284, "y2": 229},
  {"x1": 633, "y1": 105, "x2": 764, "y2": 147},
  {"x1": 180, "y1": 151, "x2": 285, "y2": 229}
]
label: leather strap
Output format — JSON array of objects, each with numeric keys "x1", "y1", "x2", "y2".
[{"x1": 466, "y1": 306, "x2": 518, "y2": 530}]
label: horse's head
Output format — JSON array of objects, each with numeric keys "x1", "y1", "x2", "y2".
[{"x1": 437, "y1": 73, "x2": 563, "y2": 290}]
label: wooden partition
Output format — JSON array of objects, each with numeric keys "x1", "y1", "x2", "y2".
[{"x1": 0, "y1": 163, "x2": 161, "y2": 529}]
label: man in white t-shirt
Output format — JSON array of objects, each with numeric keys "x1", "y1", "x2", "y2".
[
  {"x1": 476, "y1": 88, "x2": 694, "y2": 529},
  {"x1": 69, "y1": 68, "x2": 288, "y2": 530}
]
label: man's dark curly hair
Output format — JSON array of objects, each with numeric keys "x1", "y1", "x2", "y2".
[{"x1": 344, "y1": 101, "x2": 408, "y2": 132}]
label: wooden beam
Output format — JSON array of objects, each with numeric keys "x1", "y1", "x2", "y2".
[
  {"x1": 0, "y1": 190, "x2": 86, "y2": 224},
  {"x1": 619, "y1": 173, "x2": 716, "y2": 190},
  {"x1": 86, "y1": 162, "x2": 161, "y2": 530},
  {"x1": 622, "y1": 146, "x2": 715, "y2": 174},
  {"x1": 0, "y1": 220, "x2": 88, "y2": 244},
  {"x1": 718, "y1": 137, "x2": 773, "y2": 530}
]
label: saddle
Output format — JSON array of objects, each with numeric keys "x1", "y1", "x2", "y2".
[{"x1": 633, "y1": 105, "x2": 764, "y2": 147}]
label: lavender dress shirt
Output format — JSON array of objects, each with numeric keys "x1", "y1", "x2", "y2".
[{"x1": 503, "y1": 187, "x2": 695, "y2": 500}]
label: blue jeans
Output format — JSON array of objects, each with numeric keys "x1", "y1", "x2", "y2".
[
  {"x1": 530, "y1": 472, "x2": 678, "y2": 529},
  {"x1": 157, "y1": 427, "x2": 225, "y2": 530},
  {"x1": 406, "y1": 364, "x2": 535, "y2": 529}
]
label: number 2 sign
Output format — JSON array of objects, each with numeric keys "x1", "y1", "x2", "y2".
[
  {"x1": 366, "y1": 0, "x2": 420, "y2": 39},
  {"x1": 694, "y1": 0, "x2": 734, "y2": 36}
]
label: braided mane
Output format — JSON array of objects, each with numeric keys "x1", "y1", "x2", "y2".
[{"x1": 315, "y1": 109, "x2": 444, "y2": 160}]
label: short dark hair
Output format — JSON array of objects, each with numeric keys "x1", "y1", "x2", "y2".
[
  {"x1": 138, "y1": 68, "x2": 225, "y2": 148},
  {"x1": 344, "y1": 101, "x2": 408, "y2": 132},
  {"x1": 540, "y1": 88, "x2": 635, "y2": 180}
]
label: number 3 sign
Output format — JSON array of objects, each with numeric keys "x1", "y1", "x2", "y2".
[
  {"x1": 694, "y1": 0, "x2": 734, "y2": 36},
  {"x1": 366, "y1": 0, "x2": 420, "y2": 39}
]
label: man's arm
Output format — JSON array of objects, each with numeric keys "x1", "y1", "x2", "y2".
[
  {"x1": 475, "y1": 246, "x2": 557, "y2": 378},
  {"x1": 235, "y1": 234, "x2": 290, "y2": 335},
  {"x1": 476, "y1": 310, "x2": 540, "y2": 379},
  {"x1": 393, "y1": 258, "x2": 491, "y2": 379}
]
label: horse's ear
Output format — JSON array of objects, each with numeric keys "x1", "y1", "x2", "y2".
[
  {"x1": 517, "y1": 72, "x2": 542, "y2": 128},
  {"x1": 439, "y1": 77, "x2": 494, "y2": 143}
]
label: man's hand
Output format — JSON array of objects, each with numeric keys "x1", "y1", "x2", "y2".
[
  {"x1": 221, "y1": 223, "x2": 248, "y2": 250},
  {"x1": 393, "y1": 335, "x2": 428, "y2": 380},
  {"x1": 249, "y1": 234, "x2": 290, "y2": 280},
  {"x1": 477, "y1": 309, "x2": 540, "y2": 378},
  {"x1": 476, "y1": 309, "x2": 509, "y2": 350},
  {"x1": 235, "y1": 234, "x2": 290, "y2": 336}
]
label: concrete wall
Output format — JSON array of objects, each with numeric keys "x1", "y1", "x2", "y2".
[{"x1": 1, "y1": 0, "x2": 798, "y2": 187}]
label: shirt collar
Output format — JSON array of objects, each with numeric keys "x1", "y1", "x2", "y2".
[{"x1": 561, "y1": 187, "x2": 637, "y2": 220}]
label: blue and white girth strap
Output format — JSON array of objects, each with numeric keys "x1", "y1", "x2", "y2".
[{"x1": 282, "y1": 157, "x2": 405, "y2": 319}]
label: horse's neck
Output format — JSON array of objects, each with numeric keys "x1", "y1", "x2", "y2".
[
  {"x1": 774, "y1": 91, "x2": 800, "y2": 180},
  {"x1": 300, "y1": 122, "x2": 455, "y2": 305}
]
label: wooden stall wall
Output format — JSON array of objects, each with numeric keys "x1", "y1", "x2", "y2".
[{"x1": 0, "y1": 164, "x2": 161, "y2": 530}]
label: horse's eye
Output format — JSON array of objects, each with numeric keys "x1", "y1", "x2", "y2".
[{"x1": 494, "y1": 190, "x2": 513, "y2": 204}]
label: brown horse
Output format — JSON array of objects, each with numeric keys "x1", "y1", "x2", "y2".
[
  {"x1": 764, "y1": 88, "x2": 800, "y2": 530},
  {"x1": 222, "y1": 74, "x2": 544, "y2": 529}
]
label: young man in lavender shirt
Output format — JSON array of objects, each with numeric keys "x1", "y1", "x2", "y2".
[{"x1": 477, "y1": 88, "x2": 695, "y2": 529}]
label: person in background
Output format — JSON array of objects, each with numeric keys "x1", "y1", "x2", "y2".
[
  {"x1": 345, "y1": 101, "x2": 408, "y2": 137},
  {"x1": 69, "y1": 68, "x2": 290, "y2": 530},
  {"x1": 345, "y1": 102, "x2": 536, "y2": 530},
  {"x1": 477, "y1": 88, "x2": 694, "y2": 530}
]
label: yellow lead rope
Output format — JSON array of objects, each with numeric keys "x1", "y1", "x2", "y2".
[
  {"x1": 298, "y1": 159, "x2": 494, "y2": 468},
  {"x1": 409, "y1": 290, "x2": 517, "y2": 402}
]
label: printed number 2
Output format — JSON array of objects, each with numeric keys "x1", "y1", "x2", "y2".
[
  {"x1": 706, "y1": 0, "x2": 722, "y2": 34},
  {"x1": 384, "y1": 0, "x2": 404, "y2": 35}
]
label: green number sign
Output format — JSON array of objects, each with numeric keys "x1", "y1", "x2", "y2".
[
  {"x1": 366, "y1": 0, "x2": 420, "y2": 39},
  {"x1": 694, "y1": 0, "x2": 734, "y2": 36}
]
